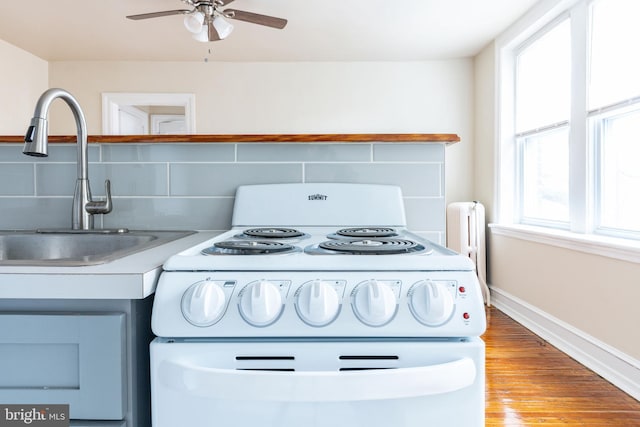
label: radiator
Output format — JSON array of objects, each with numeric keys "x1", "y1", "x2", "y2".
[{"x1": 446, "y1": 202, "x2": 490, "y2": 306}]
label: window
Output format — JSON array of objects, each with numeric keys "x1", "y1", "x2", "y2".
[
  {"x1": 515, "y1": 19, "x2": 571, "y2": 226},
  {"x1": 520, "y1": 127, "x2": 570, "y2": 225},
  {"x1": 589, "y1": 0, "x2": 640, "y2": 238},
  {"x1": 592, "y1": 103, "x2": 640, "y2": 237},
  {"x1": 588, "y1": 0, "x2": 640, "y2": 109},
  {"x1": 499, "y1": 0, "x2": 640, "y2": 242}
]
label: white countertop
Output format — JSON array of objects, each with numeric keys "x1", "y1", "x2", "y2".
[{"x1": 0, "y1": 231, "x2": 219, "y2": 299}]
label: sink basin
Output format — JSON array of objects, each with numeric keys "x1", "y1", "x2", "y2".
[{"x1": 0, "y1": 230, "x2": 195, "y2": 266}]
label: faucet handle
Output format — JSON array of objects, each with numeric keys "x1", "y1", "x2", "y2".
[{"x1": 86, "y1": 179, "x2": 113, "y2": 214}]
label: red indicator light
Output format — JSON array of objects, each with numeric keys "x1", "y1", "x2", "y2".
[
  {"x1": 463, "y1": 312, "x2": 470, "y2": 320},
  {"x1": 459, "y1": 286, "x2": 466, "y2": 293}
]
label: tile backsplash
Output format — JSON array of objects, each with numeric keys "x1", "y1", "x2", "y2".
[{"x1": 0, "y1": 142, "x2": 446, "y2": 243}]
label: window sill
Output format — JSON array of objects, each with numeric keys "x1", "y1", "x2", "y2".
[{"x1": 489, "y1": 223, "x2": 640, "y2": 264}]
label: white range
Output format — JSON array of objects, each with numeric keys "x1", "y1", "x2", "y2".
[{"x1": 151, "y1": 183, "x2": 487, "y2": 427}]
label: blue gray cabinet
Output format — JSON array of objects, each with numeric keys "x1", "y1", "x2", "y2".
[{"x1": 0, "y1": 297, "x2": 154, "y2": 427}]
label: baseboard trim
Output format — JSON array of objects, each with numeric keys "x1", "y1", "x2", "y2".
[{"x1": 490, "y1": 287, "x2": 640, "y2": 401}]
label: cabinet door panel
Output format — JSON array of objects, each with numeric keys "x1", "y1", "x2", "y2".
[{"x1": 0, "y1": 313, "x2": 126, "y2": 420}]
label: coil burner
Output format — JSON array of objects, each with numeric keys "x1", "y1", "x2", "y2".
[
  {"x1": 316, "y1": 238, "x2": 429, "y2": 255},
  {"x1": 239, "y1": 227, "x2": 306, "y2": 239},
  {"x1": 331, "y1": 227, "x2": 399, "y2": 239},
  {"x1": 202, "y1": 240, "x2": 300, "y2": 255}
]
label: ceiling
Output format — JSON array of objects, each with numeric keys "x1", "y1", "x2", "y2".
[{"x1": 0, "y1": 0, "x2": 538, "y2": 62}]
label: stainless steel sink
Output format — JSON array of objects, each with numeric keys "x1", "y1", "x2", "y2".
[{"x1": 0, "y1": 230, "x2": 195, "y2": 266}]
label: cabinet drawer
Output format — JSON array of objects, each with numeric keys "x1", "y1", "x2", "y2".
[{"x1": 0, "y1": 313, "x2": 126, "y2": 420}]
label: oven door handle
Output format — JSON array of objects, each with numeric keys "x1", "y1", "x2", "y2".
[{"x1": 159, "y1": 357, "x2": 477, "y2": 402}]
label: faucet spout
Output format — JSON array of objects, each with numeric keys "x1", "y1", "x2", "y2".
[{"x1": 23, "y1": 88, "x2": 113, "y2": 230}]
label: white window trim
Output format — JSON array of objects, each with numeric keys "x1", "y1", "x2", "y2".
[
  {"x1": 568, "y1": 2, "x2": 589, "y2": 234},
  {"x1": 490, "y1": 223, "x2": 640, "y2": 264}
]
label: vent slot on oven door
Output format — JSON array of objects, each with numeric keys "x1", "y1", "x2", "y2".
[
  {"x1": 235, "y1": 356, "x2": 295, "y2": 372},
  {"x1": 234, "y1": 354, "x2": 401, "y2": 372},
  {"x1": 338, "y1": 355, "x2": 399, "y2": 371}
]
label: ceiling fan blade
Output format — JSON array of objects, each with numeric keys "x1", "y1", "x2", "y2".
[
  {"x1": 217, "y1": 0, "x2": 236, "y2": 5},
  {"x1": 224, "y1": 9, "x2": 287, "y2": 29},
  {"x1": 126, "y1": 9, "x2": 191, "y2": 20}
]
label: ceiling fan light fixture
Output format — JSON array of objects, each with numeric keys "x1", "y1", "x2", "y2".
[
  {"x1": 127, "y1": 1, "x2": 286, "y2": 43},
  {"x1": 192, "y1": 22, "x2": 212, "y2": 42},
  {"x1": 212, "y1": 16, "x2": 234, "y2": 39},
  {"x1": 183, "y1": 11, "x2": 205, "y2": 34}
]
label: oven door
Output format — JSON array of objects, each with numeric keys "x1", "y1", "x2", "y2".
[{"x1": 151, "y1": 338, "x2": 484, "y2": 427}]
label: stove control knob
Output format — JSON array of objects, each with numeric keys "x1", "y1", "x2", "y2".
[
  {"x1": 239, "y1": 280, "x2": 283, "y2": 327},
  {"x1": 352, "y1": 280, "x2": 397, "y2": 327},
  {"x1": 408, "y1": 280, "x2": 455, "y2": 326},
  {"x1": 296, "y1": 280, "x2": 340, "y2": 327},
  {"x1": 181, "y1": 280, "x2": 226, "y2": 327}
]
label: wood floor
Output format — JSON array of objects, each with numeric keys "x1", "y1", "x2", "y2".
[{"x1": 484, "y1": 306, "x2": 640, "y2": 426}]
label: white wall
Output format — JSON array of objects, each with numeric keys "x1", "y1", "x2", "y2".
[
  {"x1": 473, "y1": 43, "x2": 496, "y2": 222},
  {"x1": 490, "y1": 233, "x2": 640, "y2": 358},
  {"x1": 46, "y1": 60, "x2": 476, "y2": 203},
  {"x1": 0, "y1": 40, "x2": 48, "y2": 134},
  {"x1": 0, "y1": 50, "x2": 476, "y2": 218}
]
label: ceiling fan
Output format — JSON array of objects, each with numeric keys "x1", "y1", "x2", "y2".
[{"x1": 126, "y1": 0, "x2": 287, "y2": 42}]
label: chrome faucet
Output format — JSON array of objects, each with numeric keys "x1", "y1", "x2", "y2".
[{"x1": 23, "y1": 88, "x2": 112, "y2": 230}]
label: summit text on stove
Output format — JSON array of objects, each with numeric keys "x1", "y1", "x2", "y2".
[{"x1": 307, "y1": 194, "x2": 327, "y2": 200}]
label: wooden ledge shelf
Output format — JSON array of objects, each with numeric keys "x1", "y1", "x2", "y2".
[{"x1": 0, "y1": 133, "x2": 459, "y2": 144}]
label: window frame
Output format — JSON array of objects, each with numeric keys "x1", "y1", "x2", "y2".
[
  {"x1": 495, "y1": 0, "x2": 640, "y2": 260},
  {"x1": 512, "y1": 15, "x2": 572, "y2": 228}
]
